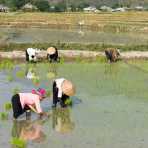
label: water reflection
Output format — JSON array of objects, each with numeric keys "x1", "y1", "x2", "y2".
[
  {"x1": 26, "y1": 64, "x2": 38, "y2": 80},
  {"x1": 46, "y1": 64, "x2": 57, "y2": 80},
  {"x1": 11, "y1": 119, "x2": 46, "y2": 144},
  {"x1": 25, "y1": 63, "x2": 57, "y2": 80},
  {"x1": 52, "y1": 108, "x2": 75, "y2": 134}
]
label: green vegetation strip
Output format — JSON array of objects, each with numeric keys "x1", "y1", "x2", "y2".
[{"x1": 0, "y1": 42, "x2": 148, "y2": 52}]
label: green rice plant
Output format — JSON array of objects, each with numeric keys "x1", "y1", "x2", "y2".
[
  {"x1": 96, "y1": 56, "x2": 107, "y2": 63},
  {"x1": 10, "y1": 137, "x2": 26, "y2": 148},
  {"x1": 0, "y1": 59, "x2": 14, "y2": 70},
  {"x1": 0, "y1": 112, "x2": 8, "y2": 120},
  {"x1": 76, "y1": 56, "x2": 83, "y2": 63},
  {"x1": 59, "y1": 57, "x2": 65, "y2": 64},
  {"x1": 16, "y1": 70, "x2": 25, "y2": 79},
  {"x1": 65, "y1": 98, "x2": 72, "y2": 106},
  {"x1": 7, "y1": 75, "x2": 14, "y2": 82},
  {"x1": 46, "y1": 90, "x2": 51, "y2": 97},
  {"x1": 13, "y1": 87, "x2": 20, "y2": 94},
  {"x1": 46, "y1": 72, "x2": 55, "y2": 79},
  {"x1": 4, "y1": 102, "x2": 12, "y2": 111}
]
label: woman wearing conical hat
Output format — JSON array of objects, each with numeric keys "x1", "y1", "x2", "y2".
[
  {"x1": 52, "y1": 78, "x2": 75, "y2": 108},
  {"x1": 47, "y1": 46, "x2": 60, "y2": 63}
]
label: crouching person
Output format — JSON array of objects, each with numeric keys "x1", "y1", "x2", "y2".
[
  {"x1": 11, "y1": 88, "x2": 48, "y2": 120},
  {"x1": 105, "y1": 48, "x2": 120, "y2": 63},
  {"x1": 26, "y1": 48, "x2": 40, "y2": 62},
  {"x1": 52, "y1": 78, "x2": 75, "y2": 108},
  {"x1": 47, "y1": 47, "x2": 60, "y2": 63}
]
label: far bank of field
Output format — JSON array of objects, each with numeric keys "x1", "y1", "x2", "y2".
[{"x1": 0, "y1": 12, "x2": 148, "y2": 52}]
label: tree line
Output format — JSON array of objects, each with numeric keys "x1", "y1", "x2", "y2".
[{"x1": 0, "y1": 0, "x2": 147, "y2": 12}]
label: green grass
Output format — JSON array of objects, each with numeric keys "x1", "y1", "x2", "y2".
[
  {"x1": 10, "y1": 137, "x2": 26, "y2": 148},
  {"x1": 0, "y1": 42, "x2": 147, "y2": 52}
]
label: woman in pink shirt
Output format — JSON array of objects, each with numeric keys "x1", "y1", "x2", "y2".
[{"x1": 11, "y1": 88, "x2": 48, "y2": 119}]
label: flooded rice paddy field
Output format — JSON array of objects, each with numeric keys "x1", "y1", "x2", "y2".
[
  {"x1": 0, "y1": 27, "x2": 148, "y2": 45},
  {"x1": 1, "y1": 60, "x2": 148, "y2": 147}
]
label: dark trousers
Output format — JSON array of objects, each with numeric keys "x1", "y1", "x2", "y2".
[
  {"x1": 11, "y1": 94, "x2": 30, "y2": 119},
  {"x1": 105, "y1": 50, "x2": 113, "y2": 62},
  {"x1": 26, "y1": 50, "x2": 29, "y2": 61},
  {"x1": 53, "y1": 81, "x2": 69, "y2": 107}
]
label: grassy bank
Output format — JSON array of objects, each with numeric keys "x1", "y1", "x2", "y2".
[{"x1": 0, "y1": 42, "x2": 148, "y2": 52}]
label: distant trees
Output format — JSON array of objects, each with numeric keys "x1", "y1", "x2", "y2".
[
  {"x1": 0, "y1": 0, "x2": 148, "y2": 12},
  {"x1": 34, "y1": 0, "x2": 50, "y2": 12},
  {"x1": 54, "y1": 1, "x2": 66, "y2": 12}
]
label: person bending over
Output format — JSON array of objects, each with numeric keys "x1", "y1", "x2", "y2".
[
  {"x1": 11, "y1": 88, "x2": 48, "y2": 120},
  {"x1": 52, "y1": 78, "x2": 75, "y2": 108}
]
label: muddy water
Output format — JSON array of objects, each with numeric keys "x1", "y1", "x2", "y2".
[
  {"x1": 1, "y1": 61, "x2": 148, "y2": 148},
  {"x1": 0, "y1": 27, "x2": 148, "y2": 45}
]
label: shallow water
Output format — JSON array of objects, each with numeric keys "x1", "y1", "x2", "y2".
[
  {"x1": 0, "y1": 27, "x2": 148, "y2": 45},
  {"x1": 1, "y1": 60, "x2": 148, "y2": 148}
]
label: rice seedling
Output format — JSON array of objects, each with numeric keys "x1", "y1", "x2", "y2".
[
  {"x1": 46, "y1": 90, "x2": 51, "y2": 97},
  {"x1": 0, "y1": 59, "x2": 14, "y2": 70},
  {"x1": 65, "y1": 98, "x2": 72, "y2": 106},
  {"x1": 13, "y1": 87, "x2": 20, "y2": 94},
  {"x1": 96, "y1": 56, "x2": 107, "y2": 63},
  {"x1": 4, "y1": 102, "x2": 12, "y2": 111},
  {"x1": 16, "y1": 70, "x2": 25, "y2": 79},
  {"x1": 10, "y1": 137, "x2": 26, "y2": 148},
  {"x1": 46, "y1": 72, "x2": 56, "y2": 79},
  {"x1": 7, "y1": 74, "x2": 14, "y2": 82},
  {"x1": 0, "y1": 112, "x2": 8, "y2": 120},
  {"x1": 59, "y1": 57, "x2": 65, "y2": 64},
  {"x1": 76, "y1": 56, "x2": 83, "y2": 63}
]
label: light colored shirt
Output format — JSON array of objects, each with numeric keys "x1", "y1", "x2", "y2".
[
  {"x1": 26, "y1": 48, "x2": 40, "y2": 61},
  {"x1": 19, "y1": 93, "x2": 42, "y2": 113},
  {"x1": 55, "y1": 78, "x2": 65, "y2": 98}
]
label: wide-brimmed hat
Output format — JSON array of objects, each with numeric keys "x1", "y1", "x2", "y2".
[
  {"x1": 61, "y1": 80, "x2": 75, "y2": 96},
  {"x1": 47, "y1": 47, "x2": 56, "y2": 55}
]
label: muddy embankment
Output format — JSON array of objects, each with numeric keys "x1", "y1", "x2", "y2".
[{"x1": 0, "y1": 50, "x2": 148, "y2": 60}]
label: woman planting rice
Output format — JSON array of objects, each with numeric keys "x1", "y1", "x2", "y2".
[
  {"x1": 52, "y1": 78, "x2": 75, "y2": 108},
  {"x1": 11, "y1": 88, "x2": 48, "y2": 120},
  {"x1": 47, "y1": 46, "x2": 60, "y2": 63}
]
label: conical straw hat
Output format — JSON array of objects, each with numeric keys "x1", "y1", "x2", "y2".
[
  {"x1": 61, "y1": 80, "x2": 75, "y2": 96},
  {"x1": 47, "y1": 47, "x2": 56, "y2": 55}
]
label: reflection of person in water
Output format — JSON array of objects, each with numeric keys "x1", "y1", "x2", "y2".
[
  {"x1": 46, "y1": 63, "x2": 57, "y2": 80},
  {"x1": 52, "y1": 108, "x2": 75, "y2": 134},
  {"x1": 25, "y1": 64, "x2": 38, "y2": 80},
  {"x1": 12, "y1": 119, "x2": 46, "y2": 143}
]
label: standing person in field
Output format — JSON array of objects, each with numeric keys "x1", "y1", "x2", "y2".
[
  {"x1": 47, "y1": 46, "x2": 60, "y2": 63},
  {"x1": 11, "y1": 88, "x2": 48, "y2": 120},
  {"x1": 104, "y1": 48, "x2": 121, "y2": 63},
  {"x1": 52, "y1": 78, "x2": 75, "y2": 108}
]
